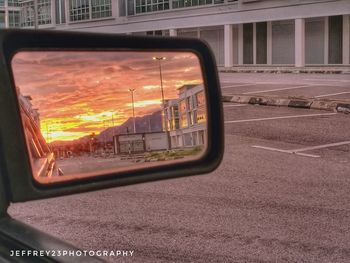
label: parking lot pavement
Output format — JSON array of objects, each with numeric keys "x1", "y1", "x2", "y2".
[
  {"x1": 57, "y1": 156, "x2": 134, "y2": 175},
  {"x1": 219, "y1": 73, "x2": 350, "y2": 101},
  {"x1": 223, "y1": 104, "x2": 350, "y2": 161},
  {"x1": 9, "y1": 102, "x2": 350, "y2": 263}
]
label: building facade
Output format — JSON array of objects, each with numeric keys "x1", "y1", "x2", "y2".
[
  {"x1": 0, "y1": 0, "x2": 20, "y2": 28},
  {"x1": 165, "y1": 84, "x2": 206, "y2": 148},
  {"x1": 15, "y1": 0, "x2": 350, "y2": 69}
]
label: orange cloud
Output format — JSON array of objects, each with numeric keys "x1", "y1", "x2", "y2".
[{"x1": 12, "y1": 51, "x2": 203, "y2": 142}]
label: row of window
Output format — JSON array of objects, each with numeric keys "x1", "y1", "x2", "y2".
[
  {"x1": 20, "y1": 0, "x2": 51, "y2": 27},
  {"x1": 0, "y1": 10, "x2": 20, "y2": 27},
  {"x1": 0, "y1": 0, "x2": 19, "y2": 7},
  {"x1": 69, "y1": 0, "x2": 112, "y2": 21},
  {"x1": 165, "y1": 90, "x2": 206, "y2": 132},
  {"x1": 125, "y1": 0, "x2": 236, "y2": 15},
  {"x1": 179, "y1": 90, "x2": 206, "y2": 129},
  {"x1": 4, "y1": 0, "x2": 237, "y2": 27}
]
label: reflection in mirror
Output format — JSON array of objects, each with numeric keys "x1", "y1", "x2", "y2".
[{"x1": 11, "y1": 51, "x2": 208, "y2": 183}]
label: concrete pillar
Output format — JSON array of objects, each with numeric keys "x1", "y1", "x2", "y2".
[
  {"x1": 51, "y1": 0, "x2": 56, "y2": 27},
  {"x1": 238, "y1": 24, "x2": 244, "y2": 65},
  {"x1": 253, "y1": 22, "x2": 257, "y2": 64},
  {"x1": 295, "y1": 18, "x2": 305, "y2": 67},
  {"x1": 88, "y1": 0, "x2": 93, "y2": 20},
  {"x1": 4, "y1": 0, "x2": 9, "y2": 28},
  {"x1": 65, "y1": 0, "x2": 70, "y2": 23},
  {"x1": 343, "y1": 15, "x2": 350, "y2": 65},
  {"x1": 324, "y1": 17, "x2": 329, "y2": 65},
  {"x1": 169, "y1": 28, "x2": 177, "y2": 37},
  {"x1": 112, "y1": 0, "x2": 119, "y2": 18},
  {"x1": 224, "y1": 24, "x2": 233, "y2": 67},
  {"x1": 267, "y1": 21, "x2": 272, "y2": 65}
]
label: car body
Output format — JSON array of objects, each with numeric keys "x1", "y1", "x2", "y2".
[{"x1": 0, "y1": 29, "x2": 224, "y2": 262}]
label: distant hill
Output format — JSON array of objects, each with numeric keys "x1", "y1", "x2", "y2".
[
  {"x1": 97, "y1": 110, "x2": 162, "y2": 142},
  {"x1": 50, "y1": 111, "x2": 163, "y2": 147}
]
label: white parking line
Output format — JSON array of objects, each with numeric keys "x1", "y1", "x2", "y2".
[
  {"x1": 304, "y1": 78, "x2": 350, "y2": 83},
  {"x1": 221, "y1": 83, "x2": 256, "y2": 89},
  {"x1": 223, "y1": 104, "x2": 247, "y2": 108},
  {"x1": 291, "y1": 141, "x2": 350, "y2": 152},
  {"x1": 251, "y1": 145, "x2": 320, "y2": 158},
  {"x1": 252, "y1": 141, "x2": 350, "y2": 158},
  {"x1": 315, "y1": 91, "x2": 350, "y2": 98},
  {"x1": 243, "y1": 85, "x2": 312, "y2": 94},
  {"x1": 224, "y1": 113, "x2": 336, "y2": 124}
]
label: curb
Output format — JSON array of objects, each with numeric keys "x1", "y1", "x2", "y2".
[
  {"x1": 218, "y1": 66, "x2": 350, "y2": 74},
  {"x1": 222, "y1": 95, "x2": 350, "y2": 114}
]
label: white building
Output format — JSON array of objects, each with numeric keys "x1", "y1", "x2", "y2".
[
  {"x1": 166, "y1": 84, "x2": 206, "y2": 148},
  {"x1": 0, "y1": 0, "x2": 20, "y2": 28},
  {"x1": 18, "y1": 93, "x2": 41, "y2": 128},
  {"x1": 16, "y1": 0, "x2": 350, "y2": 69}
]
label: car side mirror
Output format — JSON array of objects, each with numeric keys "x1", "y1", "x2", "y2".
[{"x1": 0, "y1": 30, "x2": 224, "y2": 202}]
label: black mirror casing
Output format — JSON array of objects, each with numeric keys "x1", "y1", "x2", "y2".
[{"x1": 0, "y1": 29, "x2": 224, "y2": 202}]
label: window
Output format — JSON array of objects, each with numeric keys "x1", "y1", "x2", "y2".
[
  {"x1": 179, "y1": 100, "x2": 187, "y2": 113},
  {"x1": 20, "y1": 1, "x2": 34, "y2": 27},
  {"x1": 179, "y1": 99, "x2": 188, "y2": 128},
  {"x1": 70, "y1": 0, "x2": 112, "y2": 22},
  {"x1": 8, "y1": 0, "x2": 19, "y2": 6},
  {"x1": 172, "y1": 106, "x2": 179, "y2": 118},
  {"x1": 0, "y1": 11, "x2": 5, "y2": 28},
  {"x1": 127, "y1": 0, "x2": 134, "y2": 15},
  {"x1": 196, "y1": 107, "x2": 206, "y2": 123},
  {"x1": 180, "y1": 113, "x2": 188, "y2": 128},
  {"x1": 0, "y1": 0, "x2": 5, "y2": 6},
  {"x1": 196, "y1": 91, "x2": 205, "y2": 107},
  {"x1": 172, "y1": 0, "x2": 212, "y2": 9},
  {"x1": 195, "y1": 91, "x2": 206, "y2": 123},
  {"x1": 135, "y1": 0, "x2": 170, "y2": 14},
  {"x1": 20, "y1": 0, "x2": 51, "y2": 27},
  {"x1": 174, "y1": 119, "x2": 180, "y2": 130},
  {"x1": 55, "y1": 0, "x2": 66, "y2": 24},
  {"x1": 9, "y1": 11, "x2": 20, "y2": 27},
  {"x1": 119, "y1": 0, "x2": 126, "y2": 16},
  {"x1": 91, "y1": 0, "x2": 112, "y2": 19},
  {"x1": 37, "y1": 0, "x2": 51, "y2": 25},
  {"x1": 192, "y1": 110, "x2": 197, "y2": 124},
  {"x1": 187, "y1": 97, "x2": 192, "y2": 110},
  {"x1": 70, "y1": 0, "x2": 90, "y2": 21}
]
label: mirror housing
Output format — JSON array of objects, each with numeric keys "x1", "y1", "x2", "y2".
[{"x1": 0, "y1": 29, "x2": 224, "y2": 202}]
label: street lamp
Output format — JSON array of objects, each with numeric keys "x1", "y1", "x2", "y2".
[
  {"x1": 128, "y1": 88, "x2": 136, "y2": 133},
  {"x1": 153, "y1": 56, "x2": 170, "y2": 150}
]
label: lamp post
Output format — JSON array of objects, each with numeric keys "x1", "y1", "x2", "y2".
[
  {"x1": 128, "y1": 88, "x2": 136, "y2": 134},
  {"x1": 152, "y1": 56, "x2": 170, "y2": 150}
]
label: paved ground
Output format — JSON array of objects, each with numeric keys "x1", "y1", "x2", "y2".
[
  {"x1": 8, "y1": 73, "x2": 350, "y2": 263},
  {"x1": 220, "y1": 72, "x2": 350, "y2": 101},
  {"x1": 57, "y1": 156, "x2": 132, "y2": 175}
]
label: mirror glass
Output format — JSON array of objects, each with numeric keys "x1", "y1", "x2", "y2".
[{"x1": 11, "y1": 51, "x2": 208, "y2": 183}]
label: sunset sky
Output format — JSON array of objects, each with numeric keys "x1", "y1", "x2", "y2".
[{"x1": 12, "y1": 51, "x2": 203, "y2": 142}]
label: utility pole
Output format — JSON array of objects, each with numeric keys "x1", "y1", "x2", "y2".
[
  {"x1": 128, "y1": 88, "x2": 136, "y2": 133},
  {"x1": 153, "y1": 56, "x2": 170, "y2": 150}
]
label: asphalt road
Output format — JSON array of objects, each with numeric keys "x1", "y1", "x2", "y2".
[
  {"x1": 9, "y1": 73, "x2": 350, "y2": 263},
  {"x1": 220, "y1": 72, "x2": 350, "y2": 101},
  {"x1": 57, "y1": 156, "x2": 133, "y2": 175}
]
